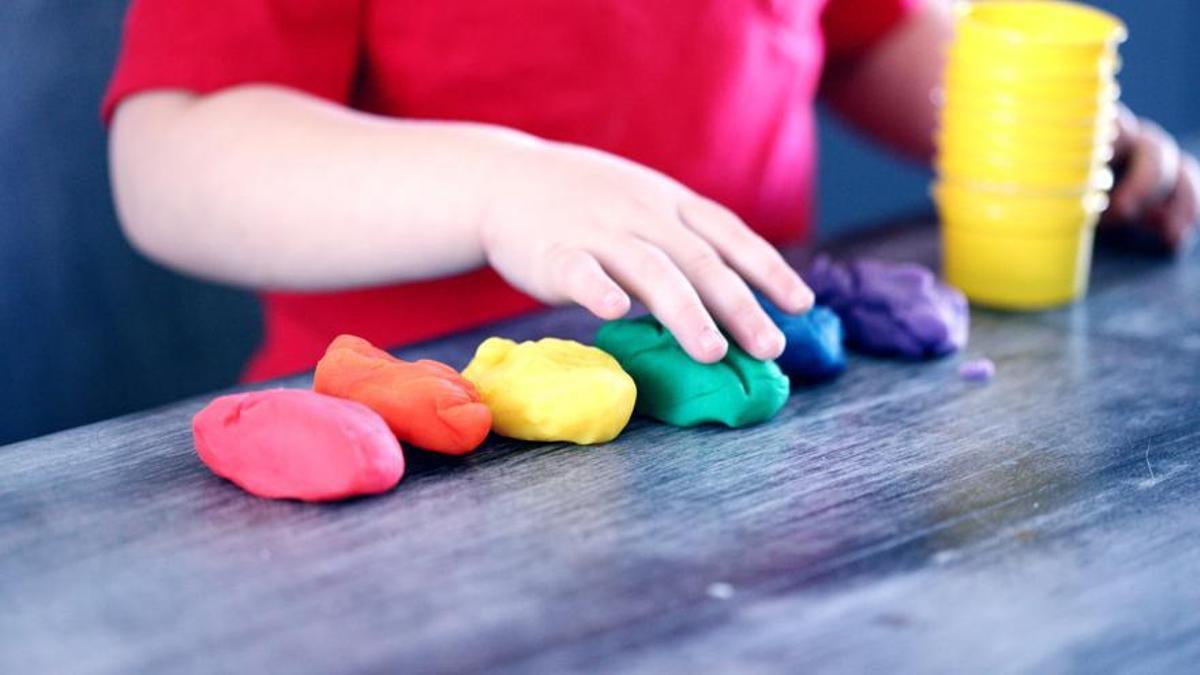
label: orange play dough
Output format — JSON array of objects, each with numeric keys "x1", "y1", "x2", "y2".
[{"x1": 313, "y1": 335, "x2": 492, "y2": 454}]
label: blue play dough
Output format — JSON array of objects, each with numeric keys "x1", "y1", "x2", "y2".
[{"x1": 758, "y1": 295, "x2": 847, "y2": 382}]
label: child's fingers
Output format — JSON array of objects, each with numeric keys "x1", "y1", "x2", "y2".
[
  {"x1": 1111, "y1": 119, "x2": 1180, "y2": 221},
  {"x1": 1111, "y1": 104, "x2": 1139, "y2": 158},
  {"x1": 639, "y1": 230, "x2": 785, "y2": 361},
  {"x1": 678, "y1": 198, "x2": 814, "y2": 313},
  {"x1": 546, "y1": 246, "x2": 631, "y2": 319},
  {"x1": 1163, "y1": 155, "x2": 1199, "y2": 252},
  {"x1": 596, "y1": 238, "x2": 728, "y2": 363}
]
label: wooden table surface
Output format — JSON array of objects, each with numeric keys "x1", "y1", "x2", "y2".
[{"x1": 2, "y1": 220, "x2": 1198, "y2": 674}]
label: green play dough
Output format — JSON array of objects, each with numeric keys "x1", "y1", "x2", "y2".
[{"x1": 594, "y1": 316, "x2": 790, "y2": 428}]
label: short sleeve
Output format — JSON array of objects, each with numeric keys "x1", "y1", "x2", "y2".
[
  {"x1": 821, "y1": 0, "x2": 921, "y2": 63},
  {"x1": 102, "y1": 0, "x2": 363, "y2": 123}
]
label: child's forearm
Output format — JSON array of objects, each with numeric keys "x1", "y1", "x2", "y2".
[
  {"x1": 110, "y1": 85, "x2": 538, "y2": 290},
  {"x1": 111, "y1": 84, "x2": 815, "y2": 364},
  {"x1": 821, "y1": 0, "x2": 953, "y2": 162}
]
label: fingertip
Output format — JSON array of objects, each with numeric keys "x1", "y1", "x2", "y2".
[
  {"x1": 768, "y1": 284, "x2": 813, "y2": 316},
  {"x1": 791, "y1": 284, "x2": 815, "y2": 313},
  {"x1": 756, "y1": 265, "x2": 805, "y2": 312},
  {"x1": 749, "y1": 326, "x2": 786, "y2": 361},
  {"x1": 566, "y1": 253, "x2": 632, "y2": 320},
  {"x1": 691, "y1": 327, "x2": 728, "y2": 363},
  {"x1": 597, "y1": 289, "x2": 632, "y2": 319}
]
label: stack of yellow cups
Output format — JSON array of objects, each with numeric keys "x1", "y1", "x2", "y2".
[{"x1": 934, "y1": 0, "x2": 1127, "y2": 309}]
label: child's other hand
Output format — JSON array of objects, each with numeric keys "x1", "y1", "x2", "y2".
[
  {"x1": 1106, "y1": 105, "x2": 1200, "y2": 253},
  {"x1": 480, "y1": 140, "x2": 813, "y2": 363}
]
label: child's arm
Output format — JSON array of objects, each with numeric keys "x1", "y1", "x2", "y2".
[
  {"x1": 822, "y1": 0, "x2": 1199, "y2": 252},
  {"x1": 111, "y1": 86, "x2": 812, "y2": 363},
  {"x1": 1108, "y1": 107, "x2": 1200, "y2": 252},
  {"x1": 820, "y1": 0, "x2": 953, "y2": 162}
]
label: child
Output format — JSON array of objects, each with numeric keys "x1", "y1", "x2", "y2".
[{"x1": 104, "y1": 0, "x2": 1198, "y2": 381}]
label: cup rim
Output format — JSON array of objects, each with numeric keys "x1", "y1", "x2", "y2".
[
  {"x1": 935, "y1": 172, "x2": 1115, "y2": 193},
  {"x1": 952, "y1": 37, "x2": 1118, "y2": 57},
  {"x1": 939, "y1": 117, "x2": 1119, "y2": 138},
  {"x1": 936, "y1": 146, "x2": 1116, "y2": 167},
  {"x1": 942, "y1": 96, "x2": 1119, "y2": 117},
  {"x1": 942, "y1": 79, "x2": 1121, "y2": 101},
  {"x1": 954, "y1": 0, "x2": 1128, "y2": 47},
  {"x1": 932, "y1": 179, "x2": 1112, "y2": 208},
  {"x1": 944, "y1": 62, "x2": 1122, "y2": 83},
  {"x1": 940, "y1": 104, "x2": 1120, "y2": 127},
  {"x1": 940, "y1": 220, "x2": 1100, "y2": 240},
  {"x1": 933, "y1": 191, "x2": 1108, "y2": 237}
]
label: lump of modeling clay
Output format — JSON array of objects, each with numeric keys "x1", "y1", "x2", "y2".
[
  {"x1": 192, "y1": 389, "x2": 404, "y2": 502},
  {"x1": 594, "y1": 316, "x2": 789, "y2": 428},
  {"x1": 959, "y1": 358, "x2": 996, "y2": 382},
  {"x1": 462, "y1": 337, "x2": 636, "y2": 444},
  {"x1": 313, "y1": 335, "x2": 491, "y2": 455},
  {"x1": 757, "y1": 295, "x2": 846, "y2": 382},
  {"x1": 805, "y1": 255, "x2": 968, "y2": 359}
]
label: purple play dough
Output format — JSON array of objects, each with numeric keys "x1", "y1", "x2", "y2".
[
  {"x1": 959, "y1": 358, "x2": 996, "y2": 382},
  {"x1": 805, "y1": 255, "x2": 969, "y2": 359}
]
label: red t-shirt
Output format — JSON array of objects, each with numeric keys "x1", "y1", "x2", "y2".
[{"x1": 104, "y1": 0, "x2": 916, "y2": 381}]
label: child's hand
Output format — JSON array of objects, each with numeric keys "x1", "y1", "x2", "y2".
[
  {"x1": 1106, "y1": 105, "x2": 1200, "y2": 253},
  {"x1": 480, "y1": 140, "x2": 814, "y2": 363}
]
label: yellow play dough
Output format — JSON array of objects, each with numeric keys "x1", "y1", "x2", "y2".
[{"x1": 462, "y1": 337, "x2": 637, "y2": 444}]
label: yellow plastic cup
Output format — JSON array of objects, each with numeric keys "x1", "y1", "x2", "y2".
[
  {"x1": 939, "y1": 114, "x2": 1118, "y2": 148},
  {"x1": 950, "y1": 33, "x2": 1118, "y2": 67},
  {"x1": 933, "y1": 179, "x2": 1105, "y2": 308},
  {"x1": 937, "y1": 157, "x2": 1113, "y2": 192},
  {"x1": 932, "y1": 181, "x2": 1108, "y2": 234},
  {"x1": 945, "y1": 70, "x2": 1118, "y2": 97},
  {"x1": 953, "y1": 0, "x2": 1127, "y2": 48},
  {"x1": 941, "y1": 224, "x2": 1095, "y2": 309},
  {"x1": 941, "y1": 97, "x2": 1119, "y2": 126},
  {"x1": 951, "y1": 38, "x2": 1116, "y2": 73},
  {"x1": 948, "y1": 1, "x2": 1126, "y2": 90},
  {"x1": 945, "y1": 51, "x2": 1120, "y2": 82},
  {"x1": 936, "y1": 140, "x2": 1114, "y2": 169},
  {"x1": 943, "y1": 77, "x2": 1119, "y2": 109},
  {"x1": 944, "y1": 93, "x2": 1115, "y2": 119}
]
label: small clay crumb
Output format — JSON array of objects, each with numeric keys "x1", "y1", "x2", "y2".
[
  {"x1": 959, "y1": 358, "x2": 995, "y2": 382},
  {"x1": 932, "y1": 549, "x2": 961, "y2": 566},
  {"x1": 875, "y1": 613, "x2": 914, "y2": 628},
  {"x1": 706, "y1": 582, "x2": 735, "y2": 600},
  {"x1": 1015, "y1": 529, "x2": 1040, "y2": 542}
]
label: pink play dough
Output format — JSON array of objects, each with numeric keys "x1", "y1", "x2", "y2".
[{"x1": 192, "y1": 389, "x2": 405, "y2": 501}]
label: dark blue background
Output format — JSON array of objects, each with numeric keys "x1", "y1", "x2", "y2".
[{"x1": 1, "y1": 1, "x2": 1197, "y2": 444}]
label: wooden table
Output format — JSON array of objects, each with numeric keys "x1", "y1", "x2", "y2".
[{"x1": 3, "y1": 221, "x2": 1198, "y2": 674}]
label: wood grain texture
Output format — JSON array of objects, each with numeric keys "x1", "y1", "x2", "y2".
[{"x1": 2, "y1": 221, "x2": 1198, "y2": 674}]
